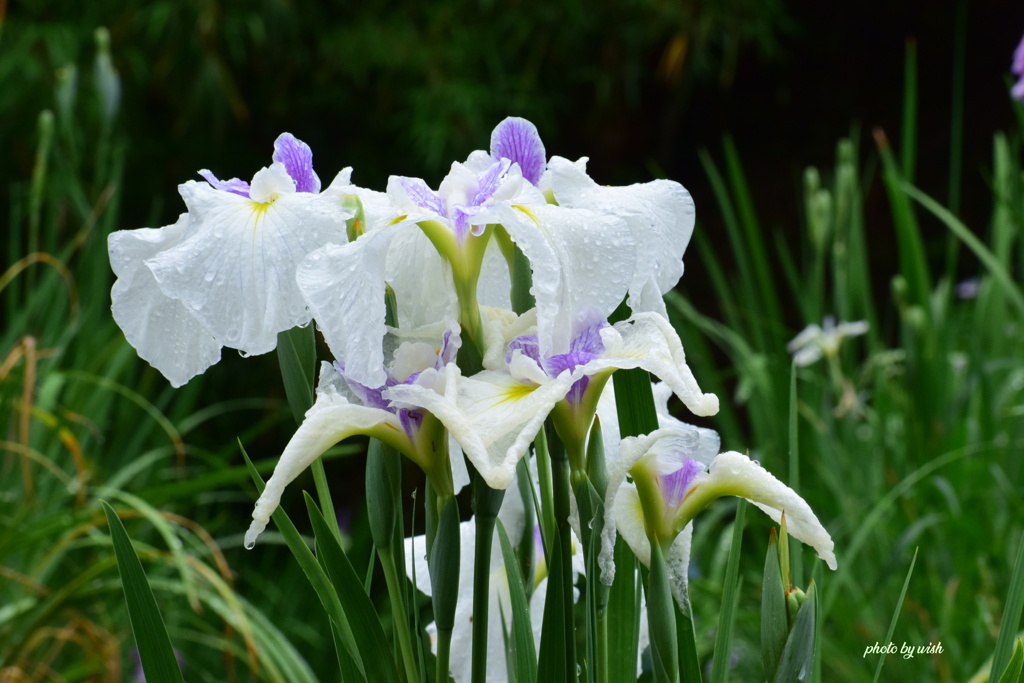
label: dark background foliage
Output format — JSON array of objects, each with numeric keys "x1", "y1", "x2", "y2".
[{"x1": 6, "y1": 0, "x2": 1023, "y2": 233}]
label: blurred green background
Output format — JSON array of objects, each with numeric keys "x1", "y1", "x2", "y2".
[{"x1": 4, "y1": 0, "x2": 1024, "y2": 681}]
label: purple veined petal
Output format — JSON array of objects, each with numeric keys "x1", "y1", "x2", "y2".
[
  {"x1": 506, "y1": 334, "x2": 542, "y2": 366},
  {"x1": 468, "y1": 158, "x2": 512, "y2": 208},
  {"x1": 334, "y1": 361, "x2": 392, "y2": 410},
  {"x1": 659, "y1": 458, "x2": 703, "y2": 509},
  {"x1": 542, "y1": 319, "x2": 607, "y2": 378},
  {"x1": 450, "y1": 206, "x2": 472, "y2": 243},
  {"x1": 437, "y1": 329, "x2": 460, "y2": 367},
  {"x1": 197, "y1": 169, "x2": 251, "y2": 197},
  {"x1": 398, "y1": 408, "x2": 424, "y2": 438},
  {"x1": 490, "y1": 117, "x2": 547, "y2": 186},
  {"x1": 398, "y1": 177, "x2": 445, "y2": 216},
  {"x1": 565, "y1": 375, "x2": 590, "y2": 406},
  {"x1": 272, "y1": 133, "x2": 321, "y2": 193}
]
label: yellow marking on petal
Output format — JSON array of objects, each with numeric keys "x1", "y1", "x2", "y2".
[
  {"x1": 513, "y1": 205, "x2": 540, "y2": 224},
  {"x1": 497, "y1": 382, "x2": 536, "y2": 404},
  {"x1": 387, "y1": 214, "x2": 409, "y2": 226}
]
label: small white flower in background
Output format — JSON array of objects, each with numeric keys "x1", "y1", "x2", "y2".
[
  {"x1": 787, "y1": 316, "x2": 868, "y2": 367},
  {"x1": 108, "y1": 133, "x2": 353, "y2": 386}
]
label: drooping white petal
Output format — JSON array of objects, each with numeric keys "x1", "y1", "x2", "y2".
[
  {"x1": 585, "y1": 313, "x2": 719, "y2": 417},
  {"x1": 245, "y1": 378, "x2": 406, "y2": 548},
  {"x1": 547, "y1": 155, "x2": 695, "y2": 310},
  {"x1": 108, "y1": 215, "x2": 221, "y2": 386},
  {"x1": 474, "y1": 203, "x2": 634, "y2": 356},
  {"x1": 147, "y1": 179, "x2": 349, "y2": 356},
  {"x1": 298, "y1": 226, "x2": 399, "y2": 388},
  {"x1": 665, "y1": 523, "x2": 694, "y2": 608},
  {"x1": 698, "y1": 451, "x2": 837, "y2": 570}
]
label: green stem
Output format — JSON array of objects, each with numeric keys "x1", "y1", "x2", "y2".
[
  {"x1": 534, "y1": 427, "x2": 556, "y2": 559},
  {"x1": 379, "y1": 547, "x2": 419, "y2": 683},
  {"x1": 471, "y1": 474, "x2": 505, "y2": 683},
  {"x1": 647, "y1": 543, "x2": 679, "y2": 683},
  {"x1": 548, "y1": 426, "x2": 578, "y2": 679},
  {"x1": 436, "y1": 626, "x2": 453, "y2": 683}
]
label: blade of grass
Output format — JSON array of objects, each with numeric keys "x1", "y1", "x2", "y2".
[
  {"x1": 304, "y1": 492, "x2": 403, "y2": 682},
  {"x1": 874, "y1": 128, "x2": 932, "y2": 311},
  {"x1": 497, "y1": 519, "x2": 538, "y2": 683},
  {"x1": 101, "y1": 501, "x2": 185, "y2": 683},
  {"x1": 903, "y1": 183, "x2": 1024, "y2": 318},
  {"x1": 722, "y1": 135, "x2": 783, "y2": 342},
  {"x1": 606, "y1": 535, "x2": 640, "y2": 683},
  {"x1": 992, "y1": 533, "x2": 1024, "y2": 681},
  {"x1": 996, "y1": 639, "x2": 1024, "y2": 683},
  {"x1": 698, "y1": 148, "x2": 767, "y2": 352},
  {"x1": 710, "y1": 499, "x2": 746, "y2": 683},
  {"x1": 240, "y1": 443, "x2": 367, "y2": 681},
  {"x1": 871, "y1": 548, "x2": 918, "y2": 683}
]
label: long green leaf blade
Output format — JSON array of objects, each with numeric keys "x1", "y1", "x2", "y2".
[
  {"x1": 872, "y1": 548, "x2": 918, "y2": 683},
  {"x1": 497, "y1": 519, "x2": 538, "y2": 683},
  {"x1": 992, "y1": 533, "x2": 1024, "y2": 680},
  {"x1": 304, "y1": 492, "x2": 402, "y2": 682},
  {"x1": 101, "y1": 501, "x2": 185, "y2": 683},
  {"x1": 277, "y1": 323, "x2": 317, "y2": 425},
  {"x1": 240, "y1": 444, "x2": 367, "y2": 681},
  {"x1": 711, "y1": 500, "x2": 746, "y2": 683}
]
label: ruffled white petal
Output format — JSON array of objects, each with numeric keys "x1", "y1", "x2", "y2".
[
  {"x1": 384, "y1": 225, "x2": 459, "y2": 329},
  {"x1": 586, "y1": 313, "x2": 718, "y2": 417},
  {"x1": 701, "y1": 451, "x2": 837, "y2": 571},
  {"x1": 474, "y1": 203, "x2": 634, "y2": 356},
  {"x1": 548, "y1": 155, "x2": 695, "y2": 310},
  {"x1": 108, "y1": 215, "x2": 222, "y2": 387},
  {"x1": 298, "y1": 226, "x2": 400, "y2": 388},
  {"x1": 147, "y1": 179, "x2": 349, "y2": 356}
]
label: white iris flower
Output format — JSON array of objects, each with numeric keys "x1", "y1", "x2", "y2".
[
  {"x1": 107, "y1": 133, "x2": 352, "y2": 386},
  {"x1": 245, "y1": 323, "x2": 469, "y2": 548},
  {"x1": 385, "y1": 307, "x2": 718, "y2": 490},
  {"x1": 601, "y1": 428, "x2": 837, "y2": 604}
]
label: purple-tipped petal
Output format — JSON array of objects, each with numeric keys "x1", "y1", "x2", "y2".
[
  {"x1": 272, "y1": 133, "x2": 321, "y2": 193},
  {"x1": 398, "y1": 177, "x2": 445, "y2": 216},
  {"x1": 490, "y1": 117, "x2": 546, "y2": 185},
  {"x1": 660, "y1": 459, "x2": 703, "y2": 509},
  {"x1": 197, "y1": 170, "x2": 251, "y2": 197}
]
